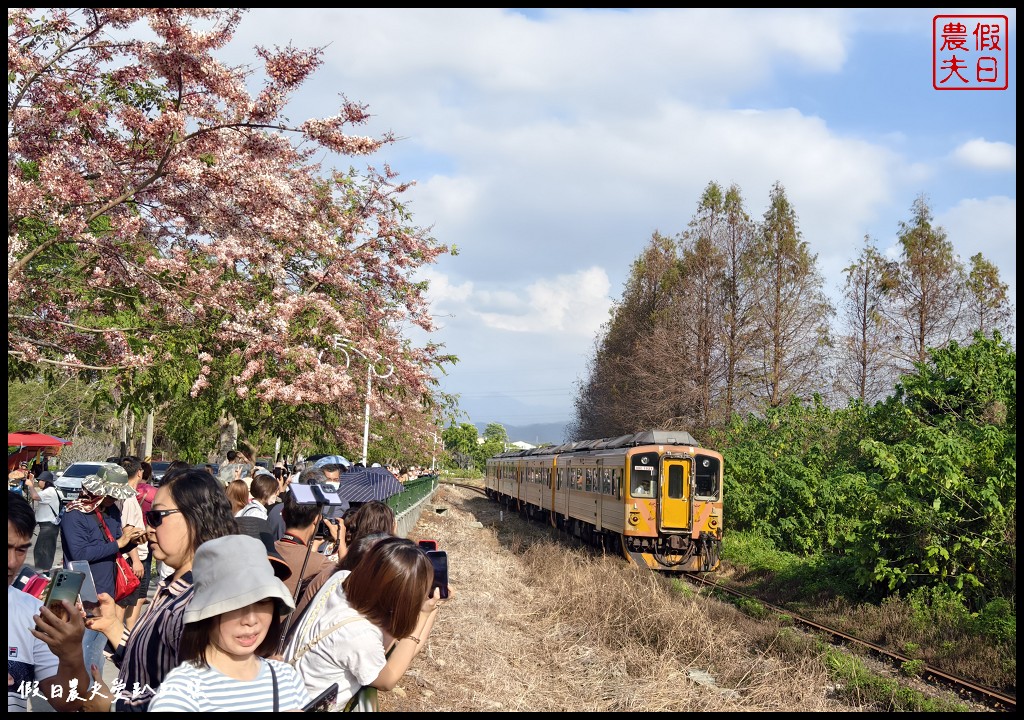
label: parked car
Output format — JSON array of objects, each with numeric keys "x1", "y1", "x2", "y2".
[
  {"x1": 54, "y1": 461, "x2": 109, "y2": 503},
  {"x1": 150, "y1": 460, "x2": 172, "y2": 485}
]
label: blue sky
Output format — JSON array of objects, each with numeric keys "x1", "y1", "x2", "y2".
[{"x1": 230, "y1": 8, "x2": 1016, "y2": 434}]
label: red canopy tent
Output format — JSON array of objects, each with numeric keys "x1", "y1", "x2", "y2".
[{"x1": 7, "y1": 431, "x2": 72, "y2": 472}]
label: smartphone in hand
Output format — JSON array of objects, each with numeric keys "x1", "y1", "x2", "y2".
[
  {"x1": 417, "y1": 539, "x2": 438, "y2": 552},
  {"x1": 42, "y1": 569, "x2": 85, "y2": 621},
  {"x1": 426, "y1": 550, "x2": 449, "y2": 599},
  {"x1": 302, "y1": 683, "x2": 338, "y2": 711},
  {"x1": 69, "y1": 561, "x2": 99, "y2": 618}
]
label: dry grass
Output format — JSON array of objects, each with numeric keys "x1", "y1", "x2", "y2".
[
  {"x1": 381, "y1": 485, "x2": 869, "y2": 712},
  {"x1": 802, "y1": 596, "x2": 1014, "y2": 690}
]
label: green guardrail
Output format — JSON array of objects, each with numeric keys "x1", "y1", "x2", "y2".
[{"x1": 386, "y1": 474, "x2": 438, "y2": 515}]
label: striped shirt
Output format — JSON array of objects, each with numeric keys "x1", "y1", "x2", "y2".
[
  {"x1": 149, "y1": 658, "x2": 310, "y2": 711},
  {"x1": 110, "y1": 571, "x2": 194, "y2": 712}
]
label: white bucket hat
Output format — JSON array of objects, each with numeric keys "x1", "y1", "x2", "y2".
[{"x1": 184, "y1": 534, "x2": 295, "y2": 624}]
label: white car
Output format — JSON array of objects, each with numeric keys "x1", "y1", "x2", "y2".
[{"x1": 54, "y1": 461, "x2": 109, "y2": 503}]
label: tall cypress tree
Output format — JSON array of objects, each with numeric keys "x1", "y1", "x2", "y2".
[
  {"x1": 749, "y1": 181, "x2": 834, "y2": 408},
  {"x1": 882, "y1": 195, "x2": 966, "y2": 368},
  {"x1": 836, "y1": 237, "x2": 897, "y2": 404}
]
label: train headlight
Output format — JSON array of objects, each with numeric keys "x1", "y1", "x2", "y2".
[{"x1": 628, "y1": 512, "x2": 640, "y2": 526}]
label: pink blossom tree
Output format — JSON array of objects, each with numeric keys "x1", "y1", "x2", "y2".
[{"x1": 8, "y1": 8, "x2": 453, "y2": 450}]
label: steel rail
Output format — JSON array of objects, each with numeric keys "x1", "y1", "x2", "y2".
[{"x1": 688, "y1": 574, "x2": 1015, "y2": 711}]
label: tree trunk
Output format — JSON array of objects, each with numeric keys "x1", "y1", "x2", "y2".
[{"x1": 217, "y1": 413, "x2": 238, "y2": 464}]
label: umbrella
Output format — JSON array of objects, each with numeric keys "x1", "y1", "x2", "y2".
[
  {"x1": 334, "y1": 466, "x2": 405, "y2": 503},
  {"x1": 8, "y1": 431, "x2": 72, "y2": 448},
  {"x1": 312, "y1": 454, "x2": 350, "y2": 469},
  {"x1": 8, "y1": 431, "x2": 72, "y2": 473}
]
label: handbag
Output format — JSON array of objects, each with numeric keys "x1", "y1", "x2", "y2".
[{"x1": 95, "y1": 511, "x2": 141, "y2": 602}]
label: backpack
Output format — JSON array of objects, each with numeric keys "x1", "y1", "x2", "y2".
[{"x1": 136, "y1": 482, "x2": 158, "y2": 518}]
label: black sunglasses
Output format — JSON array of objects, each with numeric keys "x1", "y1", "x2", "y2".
[{"x1": 145, "y1": 508, "x2": 182, "y2": 528}]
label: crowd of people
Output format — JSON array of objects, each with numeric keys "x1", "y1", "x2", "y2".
[{"x1": 7, "y1": 452, "x2": 448, "y2": 712}]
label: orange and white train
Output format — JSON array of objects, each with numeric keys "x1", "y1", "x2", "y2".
[{"x1": 485, "y1": 430, "x2": 723, "y2": 572}]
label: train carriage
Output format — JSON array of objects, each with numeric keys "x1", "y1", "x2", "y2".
[{"x1": 485, "y1": 430, "x2": 723, "y2": 573}]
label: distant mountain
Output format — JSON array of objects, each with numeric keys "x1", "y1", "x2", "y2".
[{"x1": 474, "y1": 421, "x2": 569, "y2": 446}]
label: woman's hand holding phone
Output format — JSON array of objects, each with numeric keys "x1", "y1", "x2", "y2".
[
  {"x1": 84, "y1": 592, "x2": 124, "y2": 646},
  {"x1": 117, "y1": 525, "x2": 145, "y2": 549},
  {"x1": 31, "y1": 600, "x2": 85, "y2": 655}
]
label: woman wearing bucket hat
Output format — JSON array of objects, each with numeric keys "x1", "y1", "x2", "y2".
[
  {"x1": 149, "y1": 534, "x2": 310, "y2": 711},
  {"x1": 59, "y1": 462, "x2": 147, "y2": 674},
  {"x1": 82, "y1": 469, "x2": 237, "y2": 712}
]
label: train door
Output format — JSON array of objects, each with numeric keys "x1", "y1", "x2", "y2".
[{"x1": 659, "y1": 456, "x2": 691, "y2": 531}]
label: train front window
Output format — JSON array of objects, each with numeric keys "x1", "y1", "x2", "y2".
[
  {"x1": 630, "y1": 451, "x2": 658, "y2": 498},
  {"x1": 631, "y1": 477, "x2": 654, "y2": 498},
  {"x1": 695, "y1": 455, "x2": 720, "y2": 497}
]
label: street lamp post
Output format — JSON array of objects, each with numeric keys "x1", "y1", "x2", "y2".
[
  {"x1": 317, "y1": 335, "x2": 393, "y2": 467},
  {"x1": 431, "y1": 431, "x2": 438, "y2": 473},
  {"x1": 360, "y1": 360, "x2": 394, "y2": 466}
]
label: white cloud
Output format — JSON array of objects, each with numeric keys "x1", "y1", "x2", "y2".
[
  {"x1": 950, "y1": 139, "x2": 1016, "y2": 171},
  {"x1": 474, "y1": 267, "x2": 612, "y2": 336},
  {"x1": 938, "y1": 196, "x2": 1017, "y2": 297},
  {"x1": 420, "y1": 268, "x2": 473, "y2": 306}
]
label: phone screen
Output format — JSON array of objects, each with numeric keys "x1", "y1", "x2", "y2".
[
  {"x1": 426, "y1": 550, "x2": 449, "y2": 599},
  {"x1": 289, "y1": 484, "x2": 317, "y2": 503}
]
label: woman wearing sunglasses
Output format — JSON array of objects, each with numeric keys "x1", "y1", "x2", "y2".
[{"x1": 83, "y1": 469, "x2": 238, "y2": 711}]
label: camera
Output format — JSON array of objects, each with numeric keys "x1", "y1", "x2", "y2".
[{"x1": 316, "y1": 516, "x2": 339, "y2": 539}]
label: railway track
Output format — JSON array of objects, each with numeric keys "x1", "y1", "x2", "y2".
[
  {"x1": 441, "y1": 478, "x2": 1014, "y2": 711},
  {"x1": 685, "y1": 574, "x2": 1015, "y2": 711},
  {"x1": 441, "y1": 479, "x2": 488, "y2": 496}
]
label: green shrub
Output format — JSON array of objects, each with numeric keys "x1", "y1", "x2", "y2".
[
  {"x1": 972, "y1": 597, "x2": 1016, "y2": 646},
  {"x1": 900, "y1": 659, "x2": 925, "y2": 678}
]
